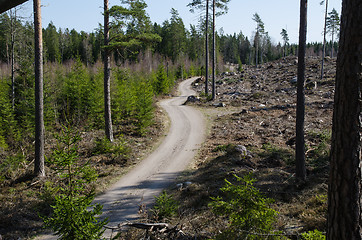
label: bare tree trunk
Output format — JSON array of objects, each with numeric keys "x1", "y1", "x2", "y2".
[
  {"x1": 33, "y1": 0, "x2": 45, "y2": 177},
  {"x1": 295, "y1": 0, "x2": 307, "y2": 181},
  {"x1": 205, "y1": 0, "x2": 209, "y2": 95},
  {"x1": 327, "y1": 0, "x2": 362, "y2": 238},
  {"x1": 255, "y1": 33, "x2": 259, "y2": 68},
  {"x1": 321, "y1": 0, "x2": 328, "y2": 79},
  {"x1": 211, "y1": 0, "x2": 216, "y2": 100},
  {"x1": 331, "y1": 30, "x2": 334, "y2": 58},
  {"x1": 104, "y1": 0, "x2": 114, "y2": 142}
]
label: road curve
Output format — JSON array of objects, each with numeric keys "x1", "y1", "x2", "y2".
[{"x1": 95, "y1": 77, "x2": 205, "y2": 237}]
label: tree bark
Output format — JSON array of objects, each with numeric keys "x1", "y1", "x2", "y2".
[
  {"x1": 295, "y1": 0, "x2": 307, "y2": 181},
  {"x1": 104, "y1": 0, "x2": 114, "y2": 142},
  {"x1": 327, "y1": 0, "x2": 362, "y2": 238},
  {"x1": 211, "y1": 0, "x2": 216, "y2": 100},
  {"x1": 205, "y1": 0, "x2": 209, "y2": 95},
  {"x1": 33, "y1": 0, "x2": 45, "y2": 177}
]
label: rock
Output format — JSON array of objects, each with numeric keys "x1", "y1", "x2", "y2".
[
  {"x1": 176, "y1": 181, "x2": 192, "y2": 190},
  {"x1": 235, "y1": 145, "x2": 252, "y2": 158},
  {"x1": 186, "y1": 95, "x2": 199, "y2": 102},
  {"x1": 305, "y1": 81, "x2": 317, "y2": 89},
  {"x1": 290, "y1": 77, "x2": 298, "y2": 84},
  {"x1": 194, "y1": 77, "x2": 204, "y2": 83},
  {"x1": 213, "y1": 102, "x2": 226, "y2": 107},
  {"x1": 267, "y1": 64, "x2": 274, "y2": 69},
  {"x1": 241, "y1": 109, "x2": 248, "y2": 114}
]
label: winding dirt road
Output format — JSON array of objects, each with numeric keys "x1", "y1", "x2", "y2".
[
  {"x1": 35, "y1": 77, "x2": 205, "y2": 240},
  {"x1": 94, "y1": 77, "x2": 205, "y2": 237}
]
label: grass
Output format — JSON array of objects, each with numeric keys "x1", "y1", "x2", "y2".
[{"x1": 259, "y1": 143, "x2": 294, "y2": 166}]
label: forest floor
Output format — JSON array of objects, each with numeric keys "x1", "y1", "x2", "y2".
[
  {"x1": 0, "y1": 56, "x2": 336, "y2": 239},
  {"x1": 118, "y1": 56, "x2": 336, "y2": 239}
]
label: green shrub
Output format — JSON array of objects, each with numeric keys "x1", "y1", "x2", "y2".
[
  {"x1": 153, "y1": 63, "x2": 169, "y2": 94},
  {"x1": 237, "y1": 58, "x2": 244, "y2": 72},
  {"x1": 212, "y1": 144, "x2": 235, "y2": 153},
  {"x1": 42, "y1": 126, "x2": 107, "y2": 239},
  {"x1": 134, "y1": 76, "x2": 154, "y2": 135},
  {"x1": 260, "y1": 143, "x2": 294, "y2": 165},
  {"x1": 93, "y1": 137, "x2": 130, "y2": 159},
  {"x1": 152, "y1": 191, "x2": 179, "y2": 220},
  {"x1": 0, "y1": 153, "x2": 26, "y2": 182},
  {"x1": 301, "y1": 230, "x2": 325, "y2": 240},
  {"x1": 209, "y1": 173, "x2": 280, "y2": 240}
]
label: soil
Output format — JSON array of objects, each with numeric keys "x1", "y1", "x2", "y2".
[
  {"x1": 176, "y1": 56, "x2": 334, "y2": 238},
  {"x1": 121, "y1": 56, "x2": 335, "y2": 239}
]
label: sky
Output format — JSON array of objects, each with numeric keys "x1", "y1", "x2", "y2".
[{"x1": 17, "y1": 0, "x2": 342, "y2": 44}]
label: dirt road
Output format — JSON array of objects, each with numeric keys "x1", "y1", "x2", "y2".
[
  {"x1": 94, "y1": 77, "x2": 205, "y2": 238},
  {"x1": 35, "y1": 77, "x2": 205, "y2": 239}
]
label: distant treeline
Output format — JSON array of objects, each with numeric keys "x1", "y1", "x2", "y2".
[{"x1": 0, "y1": 10, "x2": 338, "y2": 68}]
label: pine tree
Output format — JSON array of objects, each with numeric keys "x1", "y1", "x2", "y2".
[
  {"x1": 320, "y1": 0, "x2": 328, "y2": 79},
  {"x1": 326, "y1": 8, "x2": 340, "y2": 58},
  {"x1": 280, "y1": 28, "x2": 289, "y2": 57},
  {"x1": 252, "y1": 13, "x2": 265, "y2": 67}
]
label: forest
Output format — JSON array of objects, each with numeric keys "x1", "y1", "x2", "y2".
[{"x1": 0, "y1": 0, "x2": 360, "y2": 239}]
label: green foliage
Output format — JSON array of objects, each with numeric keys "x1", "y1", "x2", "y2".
[
  {"x1": 307, "y1": 131, "x2": 331, "y2": 168},
  {"x1": 152, "y1": 191, "x2": 179, "y2": 220},
  {"x1": 14, "y1": 60, "x2": 36, "y2": 133},
  {"x1": 237, "y1": 58, "x2": 244, "y2": 72},
  {"x1": 212, "y1": 144, "x2": 235, "y2": 153},
  {"x1": 0, "y1": 78, "x2": 16, "y2": 149},
  {"x1": 0, "y1": 153, "x2": 26, "y2": 182},
  {"x1": 93, "y1": 137, "x2": 130, "y2": 160},
  {"x1": 260, "y1": 143, "x2": 294, "y2": 165},
  {"x1": 113, "y1": 69, "x2": 154, "y2": 135},
  {"x1": 153, "y1": 63, "x2": 169, "y2": 94},
  {"x1": 209, "y1": 174, "x2": 279, "y2": 240},
  {"x1": 301, "y1": 230, "x2": 326, "y2": 240},
  {"x1": 42, "y1": 126, "x2": 107, "y2": 239},
  {"x1": 109, "y1": 0, "x2": 161, "y2": 61},
  {"x1": 133, "y1": 76, "x2": 155, "y2": 135},
  {"x1": 58, "y1": 59, "x2": 94, "y2": 124}
]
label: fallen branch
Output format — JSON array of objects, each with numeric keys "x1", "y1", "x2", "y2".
[{"x1": 105, "y1": 222, "x2": 186, "y2": 237}]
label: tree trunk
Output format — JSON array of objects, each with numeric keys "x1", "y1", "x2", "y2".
[
  {"x1": 104, "y1": 0, "x2": 114, "y2": 142},
  {"x1": 331, "y1": 30, "x2": 334, "y2": 58},
  {"x1": 10, "y1": 8, "x2": 15, "y2": 109},
  {"x1": 327, "y1": 0, "x2": 362, "y2": 238},
  {"x1": 321, "y1": 0, "x2": 328, "y2": 79},
  {"x1": 33, "y1": 0, "x2": 45, "y2": 177},
  {"x1": 211, "y1": 0, "x2": 216, "y2": 100},
  {"x1": 295, "y1": 0, "x2": 307, "y2": 181},
  {"x1": 255, "y1": 33, "x2": 259, "y2": 68},
  {"x1": 205, "y1": 0, "x2": 209, "y2": 95}
]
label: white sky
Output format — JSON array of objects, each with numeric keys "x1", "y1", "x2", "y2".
[{"x1": 17, "y1": 0, "x2": 342, "y2": 44}]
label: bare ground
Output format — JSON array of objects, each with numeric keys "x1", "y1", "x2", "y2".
[{"x1": 120, "y1": 56, "x2": 335, "y2": 239}]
